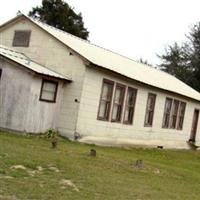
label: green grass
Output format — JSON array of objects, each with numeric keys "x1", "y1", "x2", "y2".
[{"x1": 0, "y1": 131, "x2": 200, "y2": 200}]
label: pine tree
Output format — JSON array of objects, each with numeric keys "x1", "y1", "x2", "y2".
[
  {"x1": 159, "y1": 22, "x2": 200, "y2": 91},
  {"x1": 29, "y1": 0, "x2": 89, "y2": 40}
]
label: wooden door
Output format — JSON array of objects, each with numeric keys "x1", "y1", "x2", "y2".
[{"x1": 190, "y1": 109, "x2": 199, "y2": 142}]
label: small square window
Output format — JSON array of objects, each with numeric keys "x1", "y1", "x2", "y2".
[
  {"x1": 13, "y1": 30, "x2": 31, "y2": 47},
  {"x1": 39, "y1": 79, "x2": 58, "y2": 103}
]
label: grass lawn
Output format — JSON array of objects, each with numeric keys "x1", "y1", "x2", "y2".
[{"x1": 0, "y1": 131, "x2": 200, "y2": 200}]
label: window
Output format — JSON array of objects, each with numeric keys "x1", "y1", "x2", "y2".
[
  {"x1": 123, "y1": 87, "x2": 137, "y2": 124},
  {"x1": 162, "y1": 98, "x2": 173, "y2": 128},
  {"x1": 144, "y1": 93, "x2": 156, "y2": 127},
  {"x1": 162, "y1": 97, "x2": 186, "y2": 130},
  {"x1": 39, "y1": 79, "x2": 58, "y2": 103},
  {"x1": 13, "y1": 30, "x2": 31, "y2": 47},
  {"x1": 111, "y1": 84, "x2": 125, "y2": 122},
  {"x1": 0, "y1": 69, "x2": 2, "y2": 80},
  {"x1": 170, "y1": 100, "x2": 180, "y2": 129},
  {"x1": 98, "y1": 79, "x2": 114, "y2": 120},
  {"x1": 177, "y1": 102, "x2": 186, "y2": 130}
]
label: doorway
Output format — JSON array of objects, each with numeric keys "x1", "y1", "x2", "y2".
[{"x1": 190, "y1": 109, "x2": 199, "y2": 142}]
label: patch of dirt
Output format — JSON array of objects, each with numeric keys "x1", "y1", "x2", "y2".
[
  {"x1": 36, "y1": 166, "x2": 43, "y2": 171},
  {"x1": 153, "y1": 168, "x2": 161, "y2": 174},
  {"x1": 48, "y1": 166, "x2": 59, "y2": 173},
  {"x1": 59, "y1": 179, "x2": 79, "y2": 192},
  {"x1": 0, "y1": 175, "x2": 13, "y2": 179},
  {"x1": 10, "y1": 165, "x2": 26, "y2": 170},
  {"x1": 0, "y1": 195, "x2": 18, "y2": 200}
]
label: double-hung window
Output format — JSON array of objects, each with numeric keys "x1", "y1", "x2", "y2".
[
  {"x1": 170, "y1": 100, "x2": 180, "y2": 129},
  {"x1": 162, "y1": 97, "x2": 186, "y2": 130},
  {"x1": 162, "y1": 98, "x2": 173, "y2": 128},
  {"x1": 144, "y1": 93, "x2": 156, "y2": 126},
  {"x1": 177, "y1": 102, "x2": 186, "y2": 130},
  {"x1": 39, "y1": 79, "x2": 58, "y2": 103},
  {"x1": 123, "y1": 87, "x2": 137, "y2": 124},
  {"x1": 98, "y1": 79, "x2": 137, "y2": 124},
  {"x1": 98, "y1": 79, "x2": 114, "y2": 120}
]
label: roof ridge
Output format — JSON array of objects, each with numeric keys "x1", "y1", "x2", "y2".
[{"x1": 28, "y1": 16, "x2": 163, "y2": 72}]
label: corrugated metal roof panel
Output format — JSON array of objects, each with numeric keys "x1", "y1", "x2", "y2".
[
  {"x1": 1, "y1": 15, "x2": 200, "y2": 101},
  {"x1": 0, "y1": 45, "x2": 71, "y2": 81},
  {"x1": 26, "y1": 16, "x2": 200, "y2": 101}
]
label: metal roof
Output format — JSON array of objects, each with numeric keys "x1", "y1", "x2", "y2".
[
  {"x1": 0, "y1": 45, "x2": 71, "y2": 81},
  {"x1": 1, "y1": 14, "x2": 200, "y2": 101}
]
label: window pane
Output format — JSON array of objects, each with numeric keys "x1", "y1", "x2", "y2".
[
  {"x1": 165, "y1": 98, "x2": 172, "y2": 113},
  {"x1": 114, "y1": 88, "x2": 121, "y2": 103},
  {"x1": 102, "y1": 82, "x2": 113, "y2": 101},
  {"x1": 112, "y1": 104, "x2": 118, "y2": 120},
  {"x1": 43, "y1": 82, "x2": 57, "y2": 92},
  {"x1": 99, "y1": 101, "x2": 109, "y2": 119},
  {"x1": 112, "y1": 84, "x2": 125, "y2": 122},
  {"x1": 41, "y1": 91, "x2": 55, "y2": 101}
]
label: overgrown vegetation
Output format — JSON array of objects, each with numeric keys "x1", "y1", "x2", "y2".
[{"x1": 0, "y1": 131, "x2": 200, "y2": 199}]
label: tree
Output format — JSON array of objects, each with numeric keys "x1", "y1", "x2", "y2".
[
  {"x1": 138, "y1": 58, "x2": 152, "y2": 67},
  {"x1": 158, "y1": 22, "x2": 200, "y2": 92},
  {"x1": 29, "y1": 0, "x2": 89, "y2": 40}
]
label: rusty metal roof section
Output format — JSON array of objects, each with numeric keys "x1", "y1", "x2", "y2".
[{"x1": 0, "y1": 45, "x2": 71, "y2": 81}]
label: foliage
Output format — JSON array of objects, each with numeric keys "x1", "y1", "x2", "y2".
[
  {"x1": 1, "y1": 131, "x2": 200, "y2": 199},
  {"x1": 139, "y1": 58, "x2": 152, "y2": 66},
  {"x1": 158, "y1": 22, "x2": 200, "y2": 92},
  {"x1": 45, "y1": 128, "x2": 59, "y2": 139},
  {"x1": 29, "y1": 0, "x2": 89, "y2": 40}
]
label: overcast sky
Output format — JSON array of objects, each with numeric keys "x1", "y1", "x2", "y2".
[{"x1": 0, "y1": 0, "x2": 200, "y2": 65}]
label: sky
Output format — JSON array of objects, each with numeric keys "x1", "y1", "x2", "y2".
[{"x1": 0, "y1": 0, "x2": 200, "y2": 66}]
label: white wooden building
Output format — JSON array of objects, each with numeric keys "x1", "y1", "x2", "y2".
[{"x1": 0, "y1": 14, "x2": 200, "y2": 149}]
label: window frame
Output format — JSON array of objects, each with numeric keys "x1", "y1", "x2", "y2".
[
  {"x1": 162, "y1": 97, "x2": 186, "y2": 130},
  {"x1": 12, "y1": 30, "x2": 31, "y2": 47},
  {"x1": 170, "y1": 99, "x2": 180, "y2": 129},
  {"x1": 123, "y1": 87, "x2": 137, "y2": 125},
  {"x1": 176, "y1": 102, "x2": 186, "y2": 130},
  {"x1": 162, "y1": 98, "x2": 173, "y2": 128},
  {"x1": 39, "y1": 79, "x2": 59, "y2": 103},
  {"x1": 111, "y1": 83, "x2": 126, "y2": 123},
  {"x1": 144, "y1": 93, "x2": 156, "y2": 127},
  {"x1": 97, "y1": 79, "x2": 114, "y2": 121}
]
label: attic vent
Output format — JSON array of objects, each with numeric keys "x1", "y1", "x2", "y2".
[{"x1": 12, "y1": 30, "x2": 31, "y2": 47}]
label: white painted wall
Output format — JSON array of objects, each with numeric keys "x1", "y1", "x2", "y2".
[
  {"x1": 0, "y1": 18, "x2": 87, "y2": 138},
  {"x1": 0, "y1": 58, "x2": 65, "y2": 133},
  {"x1": 76, "y1": 66, "x2": 200, "y2": 149}
]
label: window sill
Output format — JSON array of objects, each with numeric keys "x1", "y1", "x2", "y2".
[{"x1": 39, "y1": 99, "x2": 56, "y2": 103}]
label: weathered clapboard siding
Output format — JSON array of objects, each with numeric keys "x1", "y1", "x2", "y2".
[
  {"x1": 0, "y1": 18, "x2": 87, "y2": 138},
  {"x1": 0, "y1": 58, "x2": 65, "y2": 133},
  {"x1": 76, "y1": 66, "x2": 200, "y2": 148}
]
